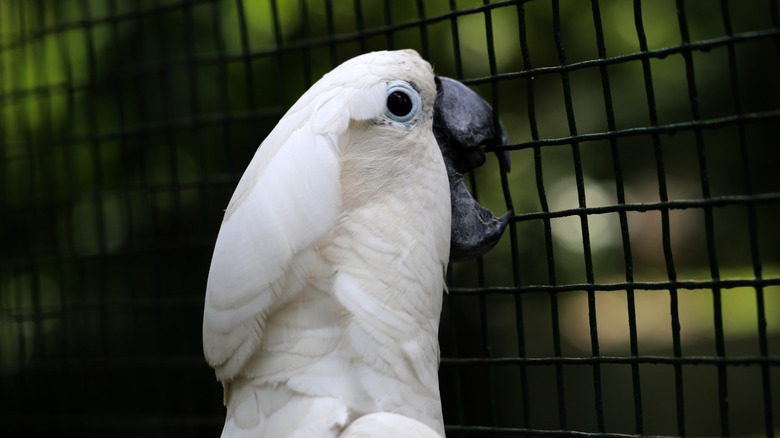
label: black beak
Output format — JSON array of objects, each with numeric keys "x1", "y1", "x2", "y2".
[{"x1": 433, "y1": 76, "x2": 511, "y2": 261}]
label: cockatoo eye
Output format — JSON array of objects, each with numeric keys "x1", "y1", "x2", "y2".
[
  {"x1": 385, "y1": 82, "x2": 420, "y2": 124},
  {"x1": 387, "y1": 91, "x2": 412, "y2": 117}
]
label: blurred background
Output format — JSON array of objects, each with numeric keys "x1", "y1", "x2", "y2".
[{"x1": 1, "y1": 0, "x2": 778, "y2": 436}]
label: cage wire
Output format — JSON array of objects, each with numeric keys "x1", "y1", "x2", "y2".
[{"x1": 1, "y1": 0, "x2": 779, "y2": 436}]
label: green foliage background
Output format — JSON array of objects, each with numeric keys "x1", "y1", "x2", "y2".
[{"x1": 1, "y1": 0, "x2": 779, "y2": 436}]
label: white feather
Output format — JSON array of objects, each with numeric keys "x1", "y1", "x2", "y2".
[
  {"x1": 203, "y1": 50, "x2": 449, "y2": 437},
  {"x1": 339, "y1": 412, "x2": 442, "y2": 437}
]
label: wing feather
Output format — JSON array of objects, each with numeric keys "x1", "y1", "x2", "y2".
[
  {"x1": 202, "y1": 54, "x2": 388, "y2": 381},
  {"x1": 203, "y1": 125, "x2": 341, "y2": 379}
]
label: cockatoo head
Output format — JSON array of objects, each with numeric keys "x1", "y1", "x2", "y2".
[
  {"x1": 359, "y1": 50, "x2": 511, "y2": 261},
  {"x1": 322, "y1": 49, "x2": 510, "y2": 261}
]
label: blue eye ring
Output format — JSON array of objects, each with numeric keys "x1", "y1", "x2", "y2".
[{"x1": 385, "y1": 81, "x2": 421, "y2": 124}]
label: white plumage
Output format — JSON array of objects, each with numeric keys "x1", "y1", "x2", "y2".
[{"x1": 204, "y1": 50, "x2": 451, "y2": 437}]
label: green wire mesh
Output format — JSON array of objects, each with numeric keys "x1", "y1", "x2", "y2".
[{"x1": 1, "y1": 0, "x2": 779, "y2": 437}]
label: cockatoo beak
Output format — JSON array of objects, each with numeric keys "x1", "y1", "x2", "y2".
[{"x1": 433, "y1": 76, "x2": 512, "y2": 261}]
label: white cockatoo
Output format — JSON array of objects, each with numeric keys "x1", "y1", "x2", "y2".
[{"x1": 203, "y1": 49, "x2": 509, "y2": 437}]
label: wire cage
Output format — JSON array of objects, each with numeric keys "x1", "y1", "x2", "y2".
[{"x1": 1, "y1": 0, "x2": 779, "y2": 437}]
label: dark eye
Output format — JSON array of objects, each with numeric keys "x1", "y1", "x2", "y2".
[
  {"x1": 384, "y1": 83, "x2": 420, "y2": 124},
  {"x1": 387, "y1": 90, "x2": 413, "y2": 117}
]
